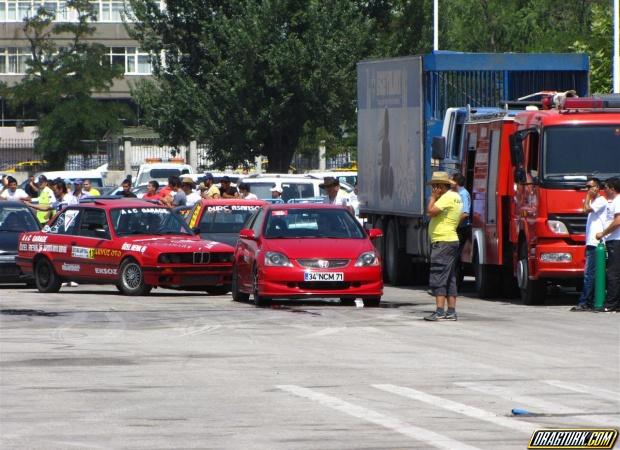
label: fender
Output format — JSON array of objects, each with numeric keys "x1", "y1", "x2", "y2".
[{"x1": 472, "y1": 228, "x2": 486, "y2": 264}]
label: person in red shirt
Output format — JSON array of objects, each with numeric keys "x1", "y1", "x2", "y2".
[
  {"x1": 158, "y1": 175, "x2": 178, "y2": 199},
  {"x1": 142, "y1": 180, "x2": 161, "y2": 202}
]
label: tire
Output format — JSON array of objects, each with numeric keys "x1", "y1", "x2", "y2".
[
  {"x1": 205, "y1": 285, "x2": 231, "y2": 295},
  {"x1": 363, "y1": 297, "x2": 381, "y2": 308},
  {"x1": 473, "y1": 249, "x2": 500, "y2": 299},
  {"x1": 517, "y1": 242, "x2": 546, "y2": 305},
  {"x1": 232, "y1": 266, "x2": 250, "y2": 302},
  {"x1": 34, "y1": 258, "x2": 61, "y2": 293},
  {"x1": 118, "y1": 259, "x2": 152, "y2": 296},
  {"x1": 384, "y1": 219, "x2": 411, "y2": 286},
  {"x1": 252, "y1": 267, "x2": 270, "y2": 307}
]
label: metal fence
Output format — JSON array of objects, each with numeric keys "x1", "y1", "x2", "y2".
[{"x1": 291, "y1": 151, "x2": 354, "y2": 173}]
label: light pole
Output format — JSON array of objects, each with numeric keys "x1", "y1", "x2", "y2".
[
  {"x1": 433, "y1": 0, "x2": 439, "y2": 51},
  {"x1": 614, "y1": 0, "x2": 619, "y2": 93}
]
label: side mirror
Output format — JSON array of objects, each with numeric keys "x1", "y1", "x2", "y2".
[
  {"x1": 94, "y1": 228, "x2": 108, "y2": 238},
  {"x1": 431, "y1": 136, "x2": 446, "y2": 160},
  {"x1": 239, "y1": 228, "x2": 256, "y2": 240},
  {"x1": 509, "y1": 133, "x2": 524, "y2": 166},
  {"x1": 368, "y1": 228, "x2": 383, "y2": 239},
  {"x1": 514, "y1": 167, "x2": 527, "y2": 184}
]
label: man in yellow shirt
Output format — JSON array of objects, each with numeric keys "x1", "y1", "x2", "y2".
[
  {"x1": 82, "y1": 179, "x2": 100, "y2": 197},
  {"x1": 424, "y1": 172, "x2": 462, "y2": 321},
  {"x1": 34, "y1": 175, "x2": 56, "y2": 225}
]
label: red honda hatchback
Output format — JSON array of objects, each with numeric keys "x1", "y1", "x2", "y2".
[{"x1": 232, "y1": 203, "x2": 383, "y2": 307}]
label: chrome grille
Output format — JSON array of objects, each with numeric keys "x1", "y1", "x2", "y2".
[
  {"x1": 296, "y1": 258, "x2": 350, "y2": 269},
  {"x1": 193, "y1": 252, "x2": 211, "y2": 264}
]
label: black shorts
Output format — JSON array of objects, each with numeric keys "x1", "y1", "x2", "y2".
[{"x1": 429, "y1": 241, "x2": 460, "y2": 296}]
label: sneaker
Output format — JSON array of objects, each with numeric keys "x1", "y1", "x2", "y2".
[
  {"x1": 570, "y1": 304, "x2": 589, "y2": 312},
  {"x1": 424, "y1": 311, "x2": 445, "y2": 321},
  {"x1": 443, "y1": 312, "x2": 458, "y2": 321},
  {"x1": 593, "y1": 307, "x2": 616, "y2": 313}
]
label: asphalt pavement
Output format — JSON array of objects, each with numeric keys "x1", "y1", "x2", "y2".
[{"x1": 0, "y1": 281, "x2": 618, "y2": 449}]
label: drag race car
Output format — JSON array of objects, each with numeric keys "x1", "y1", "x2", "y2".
[{"x1": 16, "y1": 199, "x2": 234, "y2": 295}]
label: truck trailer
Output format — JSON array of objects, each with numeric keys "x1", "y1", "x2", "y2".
[{"x1": 357, "y1": 52, "x2": 589, "y2": 287}]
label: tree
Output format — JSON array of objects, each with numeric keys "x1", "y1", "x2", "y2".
[
  {"x1": 129, "y1": 0, "x2": 372, "y2": 172},
  {"x1": 2, "y1": 0, "x2": 127, "y2": 169}
]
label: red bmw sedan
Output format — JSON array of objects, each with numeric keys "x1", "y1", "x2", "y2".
[{"x1": 232, "y1": 203, "x2": 383, "y2": 307}]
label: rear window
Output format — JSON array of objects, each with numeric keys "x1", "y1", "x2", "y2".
[
  {"x1": 264, "y1": 208, "x2": 364, "y2": 239},
  {"x1": 198, "y1": 206, "x2": 258, "y2": 234},
  {"x1": 0, "y1": 206, "x2": 39, "y2": 232},
  {"x1": 149, "y1": 169, "x2": 181, "y2": 179}
]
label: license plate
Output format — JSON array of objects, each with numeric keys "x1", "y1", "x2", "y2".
[{"x1": 304, "y1": 272, "x2": 344, "y2": 282}]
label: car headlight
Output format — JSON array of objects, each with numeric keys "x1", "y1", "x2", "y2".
[
  {"x1": 354, "y1": 251, "x2": 379, "y2": 267},
  {"x1": 264, "y1": 251, "x2": 293, "y2": 267},
  {"x1": 158, "y1": 253, "x2": 183, "y2": 263},
  {"x1": 547, "y1": 220, "x2": 569, "y2": 235}
]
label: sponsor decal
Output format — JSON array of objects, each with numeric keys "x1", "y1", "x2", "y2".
[
  {"x1": 95, "y1": 267, "x2": 118, "y2": 275},
  {"x1": 189, "y1": 204, "x2": 202, "y2": 228},
  {"x1": 528, "y1": 429, "x2": 618, "y2": 449},
  {"x1": 64, "y1": 210, "x2": 80, "y2": 231},
  {"x1": 232, "y1": 205, "x2": 260, "y2": 211},
  {"x1": 206, "y1": 205, "x2": 261, "y2": 213},
  {"x1": 119, "y1": 207, "x2": 168, "y2": 215},
  {"x1": 20, "y1": 243, "x2": 67, "y2": 253},
  {"x1": 20, "y1": 235, "x2": 32, "y2": 242},
  {"x1": 121, "y1": 243, "x2": 147, "y2": 253},
  {"x1": 72, "y1": 246, "x2": 95, "y2": 259},
  {"x1": 94, "y1": 248, "x2": 122, "y2": 257},
  {"x1": 42, "y1": 225, "x2": 51, "y2": 232},
  {"x1": 61, "y1": 263, "x2": 80, "y2": 272},
  {"x1": 32, "y1": 235, "x2": 48, "y2": 243}
]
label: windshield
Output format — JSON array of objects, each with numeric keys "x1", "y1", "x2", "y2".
[
  {"x1": 111, "y1": 207, "x2": 192, "y2": 236},
  {"x1": 0, "y1": 206, "x2": 39, "y2": 232},
  {"x1": 543, "y1": 125, "x2": 620, "y2": 180},
  {"x1": 264, "y1": 208, "x2": 364, "y2": 239},
  {"x1": 245, "y1": 182, "x2": 316, "y2": 201},
  {"x1": 198, "y1": 205, "x2": 259, "y2": 234}
]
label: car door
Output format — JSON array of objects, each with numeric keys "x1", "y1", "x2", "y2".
[
  {"x1": 43, "y1": 207, "x2": 84, "y2": 277},
  {"x1": 236, "y1": 208, "x2": 265, "y2": 291},
  {"x1": 74, "y1": 208, "x2": 120, "y2": 279}
]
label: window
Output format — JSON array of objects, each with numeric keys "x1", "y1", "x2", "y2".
[
  {"x1": 78, "y1": 208, "x2": 109, "y2": 239},
  {"x1": 47, "y1": 209, "x2": 81, "y2": 235},
  {"x1": 0, "y1": 0, "x2": 131, "y2": 22},
  {"x1": 0, "y1": 48, "x2": 30, "y2": 74},
  {"x1": 104, "y1": 47, "x2": 152, "y2": 75}
]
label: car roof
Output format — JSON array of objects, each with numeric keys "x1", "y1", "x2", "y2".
[
  {"x1": 68, "y1": 199, "x2": 165, "y2": 210},
  {"x1": 198, "y1": 199, "x2": 267, "y2": 207}
]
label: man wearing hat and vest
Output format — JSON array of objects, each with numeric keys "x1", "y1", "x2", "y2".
[
  {"x1": 424, "y1": 171, "x2": 463, "y2": 321},
  {"x1": 34, "y1": 175, "x2": 56, "y2": 225}
]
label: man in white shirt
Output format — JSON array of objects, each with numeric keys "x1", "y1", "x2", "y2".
[
  {"x1": 180, "y1": 177, "x2": 201, "y2": 207},
  {"x1": 571, "y1": 178, "x2": 608, "y2": 311},
  {"x1": 321, "y1": 177, "x2": 353, "y2": 214},
  {"x1": 0, "y1": 176, "x2": 31, "y2": 201},
  {"x1": 595, "y1": 177, "x2": 620, "y2": 312},
  {"x1": 238, "y1": 183, "x2": 258, "y2": 200}
]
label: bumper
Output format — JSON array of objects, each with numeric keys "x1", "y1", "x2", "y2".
[
  {"x1": 258, "y1": 265, "x2": 383, "y2": 299},
  {"x1": 143, "y1": 265, "x2": 232, "y2": 287},
  {"x1": 532, "y1": 242, "x2": 584, "y2": 279},
  {"x1": 0, "y1": 261, "x2": 32, "y2": 283}
]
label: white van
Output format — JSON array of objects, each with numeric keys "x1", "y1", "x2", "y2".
[
  {"x1": 307, "y1": 170, "x2": 357, "y2": 186},
  {"x1": 240, "y1": 174, "x2": 353, "y2": 202},
  {"x1": 135, "y1": 163, "x2": 194, "y2": 187}
]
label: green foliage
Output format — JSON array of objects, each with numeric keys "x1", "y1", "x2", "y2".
[
  {"x1": 4, "y1": 0, "x2": 127, "y2": 169},
  {"x1": 129, "y1": 0, "x2": 372, "y2": 172}
]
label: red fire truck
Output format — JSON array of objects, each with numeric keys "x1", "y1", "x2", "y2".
[{"x1": 440, "y1": 95, "x2": 620, "y2": 304}]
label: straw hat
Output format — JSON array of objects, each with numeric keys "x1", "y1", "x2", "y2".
[{"x1": 427, "y1": 171, "x2": 456, "y2": 185}]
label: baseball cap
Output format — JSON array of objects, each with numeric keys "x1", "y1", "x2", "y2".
[
  {"x1": 270, "y1": 186, "x2": 283, "y2": 193},
  {"x1": 204, "y1": 172, "x2": 214, "y2": 180},
  {"x1": 35, "y1": 174, "x2": 47, "y2": 184}
]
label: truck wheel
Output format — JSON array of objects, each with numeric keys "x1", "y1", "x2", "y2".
[
  {"x1": 517, "y1": 243, "x2": 546, "y2": 305},
  {"x1": 118, "y1": 259, "x2": 152, "y2": 296},
  {"x1": 34, "y1": 258, "x2": 62, "y2": 293},
  {"x1": 232, "y1": 266, "x2": 250, "y2": 302},
  {"x1": 473, "y1": 249, "x2": 500, "y2": 299},
  {"x1": 385, "y1": 219, "x2": 412, "y2": 286}
]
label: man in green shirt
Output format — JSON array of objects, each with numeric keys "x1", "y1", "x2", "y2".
[
  {"x1": 34, "y1": 175, "x2": 56, "y2": 225},
  {"x1": 424, "y1": 172, "x2": 463, "y2": 321}
]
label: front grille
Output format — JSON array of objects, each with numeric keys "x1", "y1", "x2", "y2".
[
  {"x1": 297, "y1": 259, "x2": 350, "y2": 269},
  {"x1": 298, "y1": 281, "x2": 350, "y2": 290},
  {"x1": 549, "y1": 214, "x2": 587, "y2": 235},
  {"x1": 210, "y1": 252, "x2": 233, "y2": 263},
  {"x1": 193, "y1": 252, "x2": 211, "y2": 264}
]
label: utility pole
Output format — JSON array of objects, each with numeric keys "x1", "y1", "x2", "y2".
[
  {"x1": 614, "y1": 0, "x2": 619, "y2": 93},
  {"x1": 433, "y1": 0, "x2": 439, "y2": 51}
]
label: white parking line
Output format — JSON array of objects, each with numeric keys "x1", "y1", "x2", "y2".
[
  {"x1": 456, "y1": 382, "x2": 619, "y2": 427},
  {"x1": 277, "y1": 385, "x2": 481, "y2": 450},
  {"x1": 543, "y1": 380, "x2": 620, "y2": 402},
  {"x1": 373, "y1": 384, "x2": 539, "y2": 434}
]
